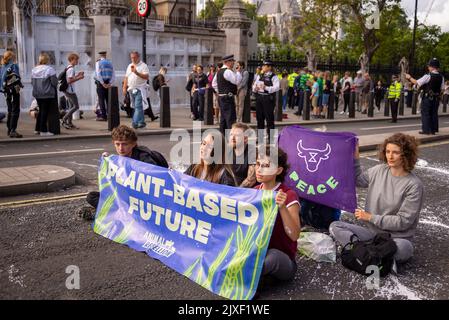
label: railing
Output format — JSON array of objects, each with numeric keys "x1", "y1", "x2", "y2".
[
  {"x1": 128, "y1": 11, "x2": 219, "y2": 29},
  {"x1": 36, "y1": 0, "x2": 88, "y2": 17}
]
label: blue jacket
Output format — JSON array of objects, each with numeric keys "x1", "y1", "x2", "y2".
[{"x1": 0, "y1": 63, "x2": 20, "y2": 93}]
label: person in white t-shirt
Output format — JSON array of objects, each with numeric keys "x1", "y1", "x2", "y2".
[
  {"x1": 123, "y1": 51, "x2": 150, "y2": 129},
  {"x1": 62, "y1": 53, "x2": 84, "y2": 129}
]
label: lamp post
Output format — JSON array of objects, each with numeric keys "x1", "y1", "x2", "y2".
[{"x1": 410, "y1": 0, "x2": 418, "y2": 72}]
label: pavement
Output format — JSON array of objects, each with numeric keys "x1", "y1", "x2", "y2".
[{"x1": 0, "y1": 105, "x2": 448, "y2": 143}]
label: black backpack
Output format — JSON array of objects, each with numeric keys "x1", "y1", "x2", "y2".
[
  {"x1": 341, "y1": 232, "x2": 397, "y2": 277},
  {"x1": 152, "y1": 75, "x2": 161, "y2": 91},
  {"x1": 58, "y1": 66, "x2": 72, "y2": 92}
]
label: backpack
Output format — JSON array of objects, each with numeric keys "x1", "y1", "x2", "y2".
[
  {"x1": 58, "y1": 66, "x2": 72, "y2": 92},
  {"x1": 300, "y1": 199, "x2": 341, "y2": 230},
  {"x1": 1, "y1": 65, "x2": 23, "y2": 94},
  {"x1": 152, "y1": 75, "x2": 161, "y2": 91},
  {"x1": 341, "y1": 232, "x2": 397, "y2": 277}
]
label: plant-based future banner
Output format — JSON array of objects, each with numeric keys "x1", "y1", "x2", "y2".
[
  {"x1": 278, "y1": 125, "x2": 358, "y2": 212},
  {"x1": 93, "y1": 155, "x2": 278, "y2": 300}
]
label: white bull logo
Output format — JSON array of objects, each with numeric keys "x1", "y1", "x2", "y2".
[{"x1": 297, "y1": 140, "x2": 332, "y2": 173}]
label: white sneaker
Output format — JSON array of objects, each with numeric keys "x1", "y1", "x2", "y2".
[
  {"x1": 40, "y1": 132, "x2": 54, "y2": 136},
  {"x1": 339, "y1": 111, "x2": 344, "y2": 114}
]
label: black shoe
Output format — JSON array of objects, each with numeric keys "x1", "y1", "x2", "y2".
[
  {"x1": 151, "y1": 116, "x2": 159, "y2": 122},
  {"x1": 9, "y1": 131, "x2": 23, "y2": 138},
  {"x1": 293, "y1": 112, "x2": 300, "y2": 116},
  {"x1": 419, "y1": 131, "x2": 431, "y2": 135},
  {"x1": 77, "y1": 206, "x2": 96, "y2": 221}
]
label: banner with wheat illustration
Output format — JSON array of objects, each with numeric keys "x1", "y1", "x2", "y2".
[{"x1": 93, "y1": 155, "x2": 278, "y2": 300}]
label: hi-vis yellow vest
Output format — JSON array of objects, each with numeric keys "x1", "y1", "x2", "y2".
[
  {"x1": 388, "y1": 82, "x2": 402, "y2": 99},
  {"x1": 288, "y1": 73, "x2": 298, "y2": 88}
]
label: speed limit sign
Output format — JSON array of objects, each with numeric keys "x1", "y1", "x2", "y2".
[{"x1": 137, "y1": 0, "x2": 151, "y2": 18}]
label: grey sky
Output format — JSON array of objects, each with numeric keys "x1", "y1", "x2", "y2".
[{"x1": 401, "y1": 0, "x2": 449, "y2": 31}]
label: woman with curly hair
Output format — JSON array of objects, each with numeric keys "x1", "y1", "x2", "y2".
[{"x1": 330, "y1": 133, "x2": 423, "y2": 265}]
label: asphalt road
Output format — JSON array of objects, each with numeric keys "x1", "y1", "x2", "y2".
[{"x1": 1, "y1": 122, "x2": 449, "y2": 300}]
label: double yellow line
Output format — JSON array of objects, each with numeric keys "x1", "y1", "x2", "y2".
[{"x1": 0, "y1": 193, "x2": 88, "y2": 209}]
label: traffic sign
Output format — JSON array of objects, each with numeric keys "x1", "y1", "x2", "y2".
[{"x1": 137, "y1": 0, "x2": 151, "y2": 18}]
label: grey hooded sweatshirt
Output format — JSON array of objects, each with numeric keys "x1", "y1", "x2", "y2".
[
  {"x1": 354, "y1": 159, "x2": 424, "y2": 239},
  {"x1": 31, "y1": 64, "x2": 58, "y2": 99}
]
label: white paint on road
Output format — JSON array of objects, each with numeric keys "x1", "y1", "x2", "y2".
[
  {"x1": 69, "y1": 161, "x2": 99, "y2": 169},
  {"x1": 374, "y1": 276, "x2": 426, "y2": 300},
  {"x1": 0, "y1": 148, "x2": 104, "y2": 159}
]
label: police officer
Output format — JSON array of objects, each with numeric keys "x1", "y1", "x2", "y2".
[
  {"x1": 388, "y1": 74, "x2": 402, "y2": 123},
  {"x1": 252, "y1": 60, "x2": 280, "y2": 142},
  {"x1": 406, "y1": 58, "x2": 444, "y2": 135},
  {"x1": 95, "y1": 51, "x2": 115, "y2": 121},
  {"x1": 212, "y1": 55, "x2": 242, "y2": 135}
]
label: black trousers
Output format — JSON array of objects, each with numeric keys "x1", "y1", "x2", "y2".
[
  {"x1": 256, "y1": 93, "x2": 275, "y2": 140},
  {"x1": 287, "y1": 87, "x2": 294, "y2": 108},
  {"x1": 334, "y1": 94, "x2": 339, "y2": 111},
  {"x1": 296, "y1": 90, "x2": 304, "y2": 114},
  {"x1": 421, "y1": 96, "x2": 439, "y2": 134},
  {"x1": 144, "y1": 97, "x2": 157, "y2": 120},
  {"x1": 96, "y1": 84, "x2": 108, "y2": 118},
  {"x1": 218, "y1": 95, "x2": 236, "y2": 135},
  {"x1": 389, "y1": 98, "x2": 399, "y2": 122},
  {"x1": 87, "y1": 191, "x2": 100, "y2": 209},
  {"x1": 36, "y1": 98, "x2": 59, "y2": 133},
  {"x1": 343, "y1": 93, "x2": 350, "y2": 112},
  {"x1": 192, "y1": 91, "x2": 205, "y2": 120},
  {"x1": 375, "y1": 95, "x2": 382, "y2": 110},
  {"x1": 5, "y1": 91, "x2": 20, "y2": 134},
  {"x1": 406, "y1": 90, "x2": 413, "y2": 108}
]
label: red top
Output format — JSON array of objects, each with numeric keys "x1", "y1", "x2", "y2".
[{"x1": 255, "y1": 183, "x2": 300, "y2": 260}]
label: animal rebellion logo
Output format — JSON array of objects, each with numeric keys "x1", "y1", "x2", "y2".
[{"x1": 296, "y1": 140, "x2": 332, "y2": 173}]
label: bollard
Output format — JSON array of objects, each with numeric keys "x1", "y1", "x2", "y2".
[
  {"x1": 443, "y1": 94, "x2": 448, "y2": 113},
  {"x1": 367, "y1": 92, "x2": 374, "y2": 118},
  {"x1": 384, "y1": 90, "x2": 390, "y2": 117},
  {"x1": 160, "y1": 86, "x2": 171, "y2": 128},
  {"x1": 411, "y1": 91, "x2": 418, "y2": 115},
  {"x1": 399, "y1": 91, "x2": 404, "y2": 116},
  {"x1": 327, "y1": 91, "x2": 335, "y2": 119},
  {"x1": 349, "y1": 91, "x2": 356, "y2": 118},
  {"x1": 275, "y1": 90, "x2": 283, "y2": 122},
  {"x1": 204, "y1": 88, "x2": 214, "y2": 125},
  {"x1": 108, "y1": 86, "x2": 120, "y2": 131},
  {"x1": 303, "y1": 90, "x2": 311, "y2": 120}
]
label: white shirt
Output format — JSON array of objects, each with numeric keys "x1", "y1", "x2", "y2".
[
  {"x1": 416, "y1": 71, "x2": 445, "y2": 90},
  {"x1": 126, "y1": 61, "x2": 150, "y2": 90},
  {"x1": 252, "y1": 73, "x2": 280, "y2": 94},
  {"x1": 212, "y1": 66, "x2": 242, "y2": 92},
  {"x1": 66, "y1": 64, "x2": 76, "y2": 94}
]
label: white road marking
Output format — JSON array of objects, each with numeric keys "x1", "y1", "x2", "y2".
[
  {"x1": 0, "y1": 148, "x2": 104, "y2": 159},
  {"x1": 360, "y1": 124, "x2": 421, "y2": 130}
]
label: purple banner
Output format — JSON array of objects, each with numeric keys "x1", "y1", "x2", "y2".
[{"x1": 278, "y1": 125, "x2": 358, "y2": 212}]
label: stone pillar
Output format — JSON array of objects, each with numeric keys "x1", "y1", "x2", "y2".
[
  {"x1": 86, "y1": 0, "x2": 129, "y2": 70},
  {"x1": 218, "y1": 0, "x2": 251, "y2": 63},
  {"x1": 13, "y1": 0, "x2": 37, "y2": 77}
]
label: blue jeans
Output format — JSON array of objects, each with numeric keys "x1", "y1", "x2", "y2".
[
  {"x1": 282, "y1": 94, "x2": 288, "y2": 111},
  {"x1": 131, "y1": 89, "x2": 145, "y2": 128}
]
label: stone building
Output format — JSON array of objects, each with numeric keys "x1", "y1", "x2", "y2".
[
  {"x1": 0, "y1": 0, "x2": 252, "y2": 111},
  {"x1": 256, "y1": 0, "x2": 300, "y2": 43}
]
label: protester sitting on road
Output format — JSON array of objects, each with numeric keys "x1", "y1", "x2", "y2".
[
  {"x1": 77, "y1": 125, "x2": 169, "y2": 220},
  {"x1": 330, "y1": 133, "x2": 423, "y2": 270},
  {"x1": 254, "y1": 145, "x2": 300, "y2": 284},
  {"x1": 185, "y1": 133, "x2": 237, "y2": 186},
  {"x1": 228, "y1": 123, "x2": 257, "y2": 188},
  {"x1": 31, "y1": 52, "x2": 59, "y2": 137}
]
